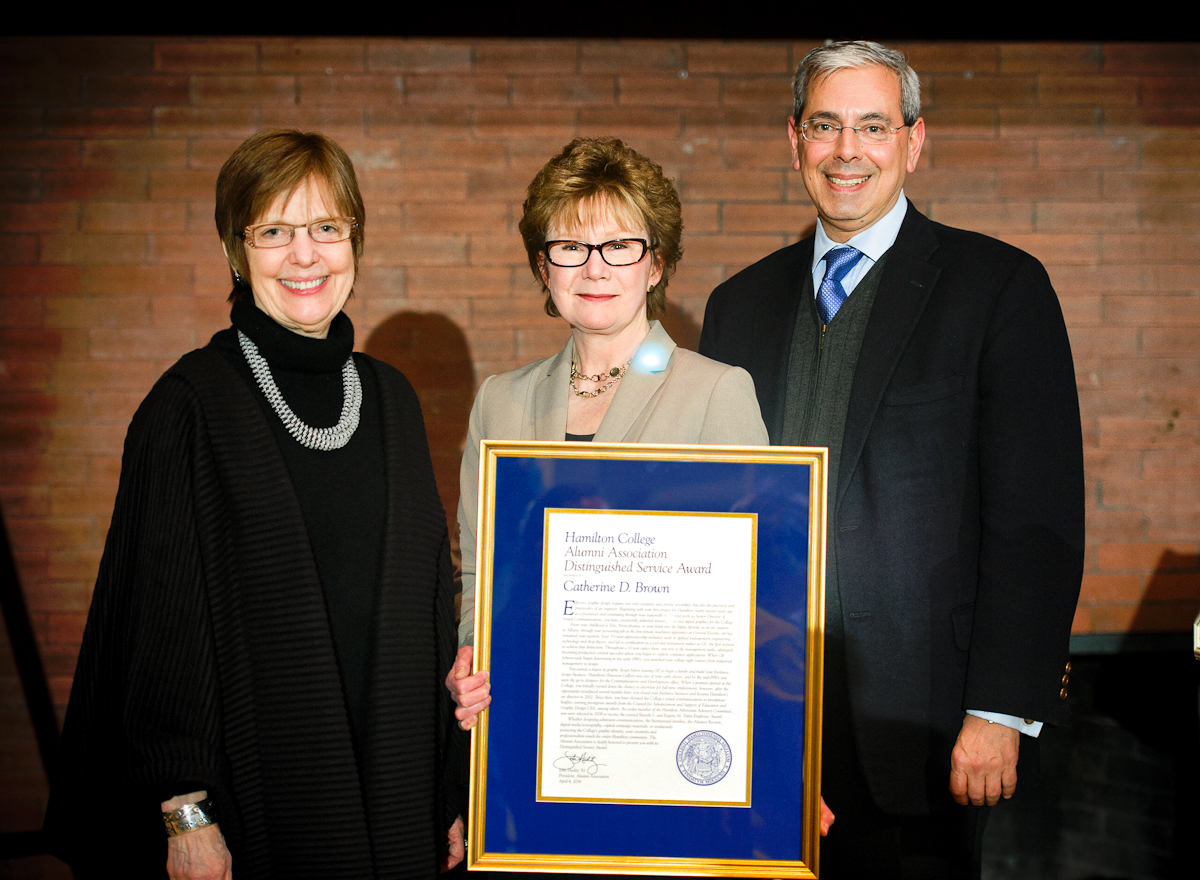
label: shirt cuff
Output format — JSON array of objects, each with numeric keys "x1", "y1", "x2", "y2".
[{"x1": 966, "y1": 709, "x2": 1043, "y2": 737}]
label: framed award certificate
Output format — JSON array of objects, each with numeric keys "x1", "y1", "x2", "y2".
[{"x1": 468, "y1": 442, "x2": 827, "y2": 877}]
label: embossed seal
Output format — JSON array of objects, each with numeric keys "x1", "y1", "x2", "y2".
[{"x1": 676, "y1": 730, "x2": 732, "y2": 786}]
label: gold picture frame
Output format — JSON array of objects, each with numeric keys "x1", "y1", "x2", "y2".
[{"x1": 468, "y1": 441, "x2": 827, "y2": 878}]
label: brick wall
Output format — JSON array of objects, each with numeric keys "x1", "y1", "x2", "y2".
[{"x1": 1, "y1": 36, "x2": 1198, "y2": 843}]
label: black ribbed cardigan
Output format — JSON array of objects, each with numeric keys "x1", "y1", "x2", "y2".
[{"x1": 46, "y1": 336, "x2": 462, "y2": 878}]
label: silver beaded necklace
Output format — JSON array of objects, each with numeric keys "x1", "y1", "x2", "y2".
[{"x1": 238, "y1": 329, "x2": 362, "y2": 451}]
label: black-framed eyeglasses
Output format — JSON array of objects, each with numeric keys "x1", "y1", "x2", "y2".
[
  {"x1": 799, "y1": 120, "x2": 909, "y2": 145},
  {"x1": 239, "y1": 217, "x2": 357, "y2": 249},
  {"x1": 544, "y1": 238, "x2": 650, "y2": 268}
]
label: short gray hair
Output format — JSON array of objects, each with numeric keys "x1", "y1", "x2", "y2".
[{"x1": 792, "y1": 41, "x2": 921, "y2": 126}]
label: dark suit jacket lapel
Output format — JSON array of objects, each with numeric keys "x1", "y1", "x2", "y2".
[
  {"x1": 838, "y1": 206, "x2": 942, "y2": 507},
  {"x1": 757, "y1": 238, "x2": 815, "y2": 441}
]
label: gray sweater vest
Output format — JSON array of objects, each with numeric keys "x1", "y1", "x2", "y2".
[{"x1": 779, "y1": 255, "x2": 888, "y2": 676}]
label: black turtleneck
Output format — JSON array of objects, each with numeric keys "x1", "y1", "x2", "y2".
[{"x1": 211, "y1": 299, "x2": 386, "y2": 747}]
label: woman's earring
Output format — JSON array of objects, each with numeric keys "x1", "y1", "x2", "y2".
[{"x1": 235, "y1": 270, "x2": 244, "y2": 284}]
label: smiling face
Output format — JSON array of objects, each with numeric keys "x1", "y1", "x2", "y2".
[
  {"x1": 539, "y1": 202, "x2": 663, "y2": 347},
  {"x1": 789, "y1": 64, "x2": 925, "y2": 243},
  {"x1": 243, "y1": 178, "x2": 355, "y2": 338}
]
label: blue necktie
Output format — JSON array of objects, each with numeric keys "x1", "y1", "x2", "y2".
[{"x1": 816, "y1": 246, "x2": 865, "y2": 325}]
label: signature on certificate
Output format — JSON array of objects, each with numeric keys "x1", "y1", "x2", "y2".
[{"x1": 552, "y1": 751, "x2": 605, "y2": 776}]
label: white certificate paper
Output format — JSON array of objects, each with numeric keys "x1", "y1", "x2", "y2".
[{"x1": 537, "y1": 509, "x2": 756, "y2": 806}]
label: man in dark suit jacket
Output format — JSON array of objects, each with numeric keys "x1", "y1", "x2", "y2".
[{"x1": 700, "y1": 41, "x2": 1084, "y2": 877}]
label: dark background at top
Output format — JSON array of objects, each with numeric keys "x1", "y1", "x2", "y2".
[{"x1": 24, "y1": 6, "x2": 1154, "y2": 42}]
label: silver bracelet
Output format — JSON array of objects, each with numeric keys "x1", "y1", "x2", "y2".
[{"x1": 162, "y1": 797, "x2": 216, "y2": 837}]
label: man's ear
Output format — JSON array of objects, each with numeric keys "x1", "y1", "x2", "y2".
[
  {"x1": 787, "y1": 117, "x2": 803, "y2": 172},
  {"x1": 906, "y1": 117, "x2": 926, "y2": 174}
]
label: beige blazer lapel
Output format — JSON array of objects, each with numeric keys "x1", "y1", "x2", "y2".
[
  {"x1": 593, "y1": 321, "x2": 677, "y2": 442},
  {"x1": 529, "y1": 336, "x2": 573, "y2": 440}
]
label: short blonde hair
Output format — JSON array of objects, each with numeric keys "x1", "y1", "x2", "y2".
[
  {"x1": 518, "y1": 138, "x2": 682, "y2": 319},
  {"x1": 215, "y1": 129, "x2": 365, "y2": 302}
]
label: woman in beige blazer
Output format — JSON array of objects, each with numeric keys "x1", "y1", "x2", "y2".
[{"x1": 447, "y1": 137, "x2": 768, "y2": 727}]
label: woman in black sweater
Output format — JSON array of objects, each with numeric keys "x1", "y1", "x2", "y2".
[{"x1": 46, "y1": 130, "x2": 464, "y2": 879}]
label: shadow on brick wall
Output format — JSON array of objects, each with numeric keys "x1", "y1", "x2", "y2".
[
  {"x1": 1131, "y1": 550, "x2": 1200, "y2": 634},
  {"x1": 656, "y1": 302, "x2": 703, "y2": 354},
  {"x1": 363, "y1": 312, "x2": 475, "y2": 532},
  {"x1": 985, "y1": 551, "x2": 1200, "y2": 879}
]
